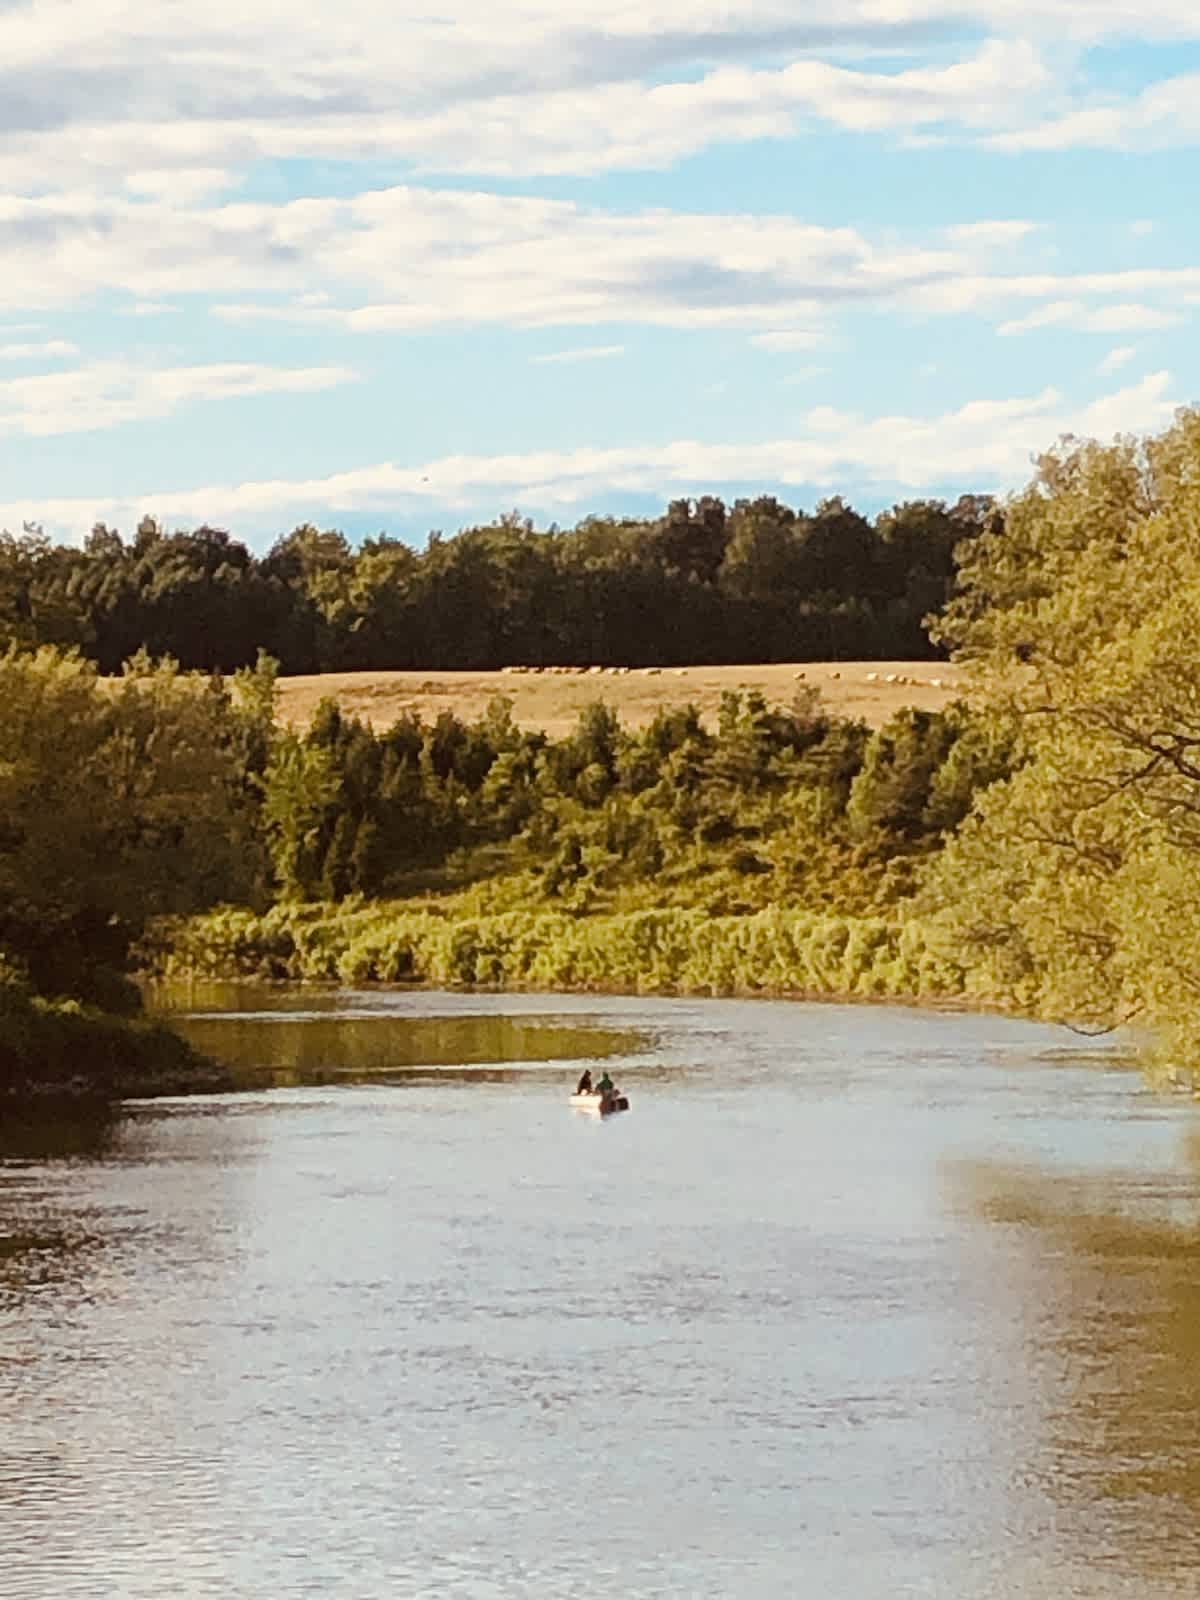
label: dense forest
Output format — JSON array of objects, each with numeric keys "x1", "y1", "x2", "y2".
[
  {"x1": 0, "y1": 493, "x2": 998, "y2": 673},
  {"x1": 10, "y1": 413, "x2": 1200, "y2": 1095}
]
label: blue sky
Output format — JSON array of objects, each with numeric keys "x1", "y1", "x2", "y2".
[{"x1": 0, "y1": 0, "x2": 1197, "y2": 548}]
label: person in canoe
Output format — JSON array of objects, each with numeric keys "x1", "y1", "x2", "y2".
[
  {"x1": 575, "y1": 1068, "x2": 593, "y2": 1095},
  {"x1": 595, "y1": 1069, "x2": 615, "y2": 1098}
]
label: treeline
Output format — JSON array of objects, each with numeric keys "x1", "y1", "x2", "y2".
[
  {"x1": 0, "y1": 492, "x2": 998, "y2": 675},
  {"x1": 147, "y1": 402, "x2": 1200, "y2": 1079},
  {"x1": 0, "y1": 636, "x2": 1014, "y2": 1093},
  {"x1": 251, "y1": 684, "x2": 1011, "y2": 916},
  {"x1": 149, "y1": 682, "x2": 1012, "y2": 997},
  {"x1": 17, "y1": 408, "x2": 1200, "y2": 1092}
]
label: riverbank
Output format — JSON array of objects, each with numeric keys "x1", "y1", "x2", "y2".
[
  {"x1": 0, "y1": 985, "x2": 231, "y2": 1102},
  {"x1": 147, "y1": 898, "x2": 968, "y2": 1006}
]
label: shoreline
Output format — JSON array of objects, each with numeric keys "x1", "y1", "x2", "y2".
[
  {"x1": 4, "y1": 971, "x2": 987, "y2": 1109},
  {"x1": 5, "y1": 941, "x2": 1123, "y2": 1109},
  {"x1": 3, "y1": 975, "x2": 1128, "y2": 1111},
  {"x1": 151, "y1": 970, "x2": 1004, "y2": 1015},
  {"x1": 0, "y1": 992, "x2": 235, "y2": 1106}
]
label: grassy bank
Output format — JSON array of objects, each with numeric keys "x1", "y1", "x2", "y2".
[
  {"x1": 149, "y1": 896, "x2": 968, "y2": 1005},
  {"x1": 0, "y1": 983, "x2": 230, "y2": 1101}
]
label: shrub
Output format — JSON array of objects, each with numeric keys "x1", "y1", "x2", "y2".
[{"x1": 152, "y1": 896, "x2": 967, "y2": 1005}]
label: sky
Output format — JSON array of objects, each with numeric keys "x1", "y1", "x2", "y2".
[{"x1": 0, "y1": 0, "x2": 1197, "y2": 549}]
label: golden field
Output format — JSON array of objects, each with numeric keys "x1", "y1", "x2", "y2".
[{"x1": 277, "y1": 661, "x2": 968, "y2": 737}]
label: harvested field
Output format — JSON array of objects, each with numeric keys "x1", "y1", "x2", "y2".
[{"x1": 276, "y1": 662, "x2": 969, "y2": 738}]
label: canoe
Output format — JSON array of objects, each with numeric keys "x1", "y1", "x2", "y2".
[{"x1": 569, "y1": 1091, "x2": 630, "y2": 1116}]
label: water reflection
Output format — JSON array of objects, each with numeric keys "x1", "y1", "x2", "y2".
[
  {"x1": 953, "y1": 1155, "x2": 1200, "y2": 1579},
  {"x1": 0, "y1": 1112, "x2": 114, "y2": 1315},
  {"x1": 0, "y1": 1102, "x2": 119, "y2": 1162},
  {"x1": 5, "y1": 991, "x2": 1200, "y2": 1599},
  {"x1": 0, "y1": 1224, "x2": 93, "y2": 1291},
  {"x1": 169, "y1": 1007, "x2": 651, "y2": 1091}
]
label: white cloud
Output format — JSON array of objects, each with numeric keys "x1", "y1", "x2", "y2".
[
  {"x1": 0, "y1": 2, "x2": 1193, "y2": 544},
  {"x1": 752, "y1": 330, "x2": 828, "y2": 351},
  {"x1": 945, "y1": 220, "x2": 1039, "y2": 249},
  {"x1": 1131, "y1": 219, "x2": 1155, "y2": 236},
  {"x1": 0, "y1": 179, "x2": 1174, "y2": 342},
  {"x1": 991, "y1": 72, "x2": 1200, "y2": 154},
  {"x1": 0, "y1": 361, "x2": 355, "y2": 437},
  {"x1": 996, "y1": 301, "x2": 1090, "y2": 335},
  {"x1": 276, "y1": 40, "x2": 1050, "y2": 178},
  {"x1": 3, "y1": 372, "x2": 1176, "y2": 541},
  {"x1": 0, "y1": 9, "x2": 1110, "y2": 196},
  {"x1": 160, "y1": 187, "x2": 984, "y2": 336},
  {"x1": 0, "y1": 3, "x2": 1195, "y2": 212},
  {"x1": 1098, "y1": 345, "x2": 1136, "y2": 374},
  {"x1": 531, "y1": 345, "x2": 625, "y2": 364},
  {"x1": 125, "y1": 168, "x2": 236, "y2": 202},
  {"x1": 1086, "y1": 304, "x2": 1179, "y2": 332},
  {"x1": 0, "y1": 339, "x2": 78, "y2": 361},
  {"x1": 0, "y1": 8, "x2": 1187, "y2": 336},
  {"x1": 998, "y1": 300, "x2": 1181, "y2": 336},
  {"x1": 925, "y1": 266, "x2": 1200, "y2": 320},
  {"x1": 1071, "y1": 372, "x2": 1176, "y2": 440}
]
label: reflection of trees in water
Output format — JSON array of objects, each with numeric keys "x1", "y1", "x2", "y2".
[
  {"x1": 0, "y1": 1226, "x2": 91, "y2": 1274},
  {"x1": 171, "y1": 1013, "x2": 652, "y2": 1089},
  {"x1": 956, "y1": 1152, "x2": 1200, "y2": 1576},
  {"x1": 2, "y1": 1014, "x2": 652, "y2": 1296},
  {"x1": 0, "y1": 1103, "x2": 119, "y2": 1162},
  {"x1": 1, "y1": 1107, "x2": 116, "y2": 1293}
]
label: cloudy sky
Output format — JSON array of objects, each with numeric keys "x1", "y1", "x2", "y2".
[{"x1": 1, "y1": 0, "x2": 1196, "y2": 545}]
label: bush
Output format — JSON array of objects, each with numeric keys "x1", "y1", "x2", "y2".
[
  {"x1": 0, "y1": 980, "x2": 228, "y2": 1098},
  {"x1": 152, "y1": 896, "x2": 968, "y2": 1004}
]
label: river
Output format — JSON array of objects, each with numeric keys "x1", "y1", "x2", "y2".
[{"x1": 3, "y1": 989, "x2": 1200, "y2": 1598}]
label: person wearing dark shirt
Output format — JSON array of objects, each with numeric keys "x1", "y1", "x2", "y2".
[{"x1": 576, "y1": 1069, "x2": 593, "y2": 1095}]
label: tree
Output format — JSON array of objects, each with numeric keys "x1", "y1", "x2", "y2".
[
  {"x1": 321, "y1": 812, "x2": 356, "y2": 901},
  {"x1": 349, "y1": 818, "x2": 384, "y2": 894},
  {"x1": 0, "y1": 646, "x2": 254, "y2": 1000},
  {"x1": 846, "y1": 709, "x2": 958, "y2": 847},
  {"x1": 926, "y1": 410, "x2": 1200, "y2": 1063},
  {"x1": 3, "y1": 490, "x2": 978, "y2": 673},
  {"x1": 260, "y1": 737, "x2": 341, "y2": 900}
]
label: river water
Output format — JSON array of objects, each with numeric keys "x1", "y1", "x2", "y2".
[{"x1": 3, "y1": 989, "x2": 1200, "y2": 1598}]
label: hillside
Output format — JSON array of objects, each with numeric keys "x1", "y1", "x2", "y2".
[{"x1": 276, "y1": 661, "x2": 967, "y2": 737}]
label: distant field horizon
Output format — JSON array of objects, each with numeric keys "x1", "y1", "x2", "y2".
[{"x1": 276, "y1": 661, "x2": 968, "y2": 738}]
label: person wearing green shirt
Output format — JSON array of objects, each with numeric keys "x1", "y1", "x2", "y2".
[{"x1": 596, "y1": 1070, "x2": 614, "y2": 1096}]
